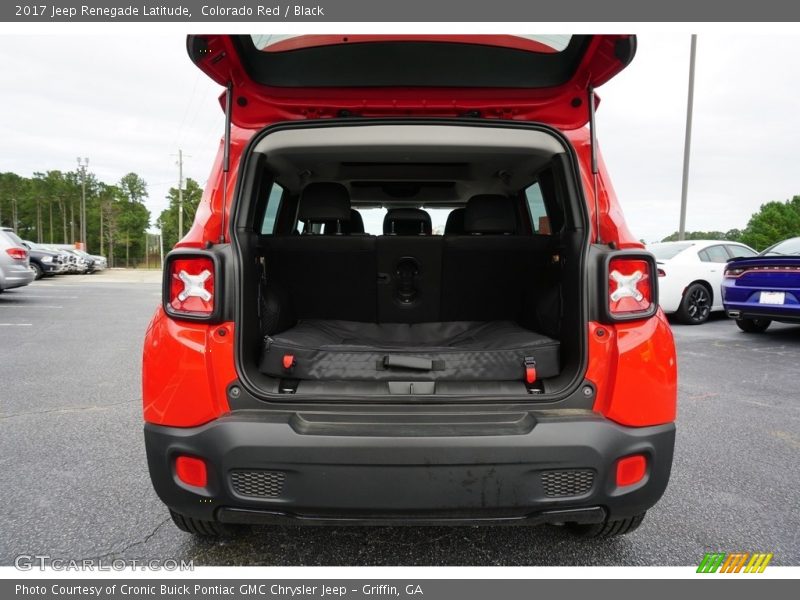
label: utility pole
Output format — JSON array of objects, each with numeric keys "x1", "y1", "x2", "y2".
[
  {"x1": 99, "y1": 201, "x2": 104, "y2": 256},
  {"x1": 177, "y1": 149, "x2": 185, "y2": 239},
  {"x1": 77, "y1": 157, "x2": 89, "y2": 251},
  {"x1": 159, "y1": 230, "x2": 164, "y2": 270},
  {"x1": 678, "y1": 35, "x2": 697, "y2": 241},
  {"x1": 12, "y1": 197, "x2": 18, "y2": 233},
  {"x1": 36, "y1": 198, "x2": 42, "y2": 242}
]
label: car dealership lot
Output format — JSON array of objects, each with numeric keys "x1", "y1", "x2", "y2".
[{"x1": 0, "y1": 275, "x2": 798, "y2": 566}]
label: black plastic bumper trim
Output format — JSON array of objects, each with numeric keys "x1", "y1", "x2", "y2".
[
  {"x1": 144, "y1": 411, "x2": 675, "y2": 525},
  {"x1": 217, "y1": 506, "x2": 607, "y2": 527}
]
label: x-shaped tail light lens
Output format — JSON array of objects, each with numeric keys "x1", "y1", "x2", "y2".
[
  {"x1": 608, "y1": 258, "x2": 653, "y2": 316},
  {"x1": 178, "y1": 269, "x2": 212, "y2": 302},
  {"x1": 168, "y1": 257, "x2": 215, "y2": 316}
]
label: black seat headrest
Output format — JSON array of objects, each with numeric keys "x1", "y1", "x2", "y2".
[
  {"x1": 298, "y1": 183, "x2": 351, "y2": 223},
  {"x1": 383, "y1": 208, "x2": 432, "y2": 235},
  {"x1": 323, "y1": 209, "x2": 365, "y2": 235},
  {"x1": 347, "y1": 209, "x2": 365, "y2": 234},
  {"x1": 444, "y1": 208, "x2": 466, "y2": 235},
  {"x1": 464, "y1": 195, "x2": 517, "y2": 235}
]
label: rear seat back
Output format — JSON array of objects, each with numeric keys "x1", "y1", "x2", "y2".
[
  {"x1": 266, "y1": 183, "x2": 377, "y2": 322},
  {"x1": 376, "y1": 236, "x2": 443, "y2": 323},
  {"x1": 441, "y1": 195, "x2": 530, "y2": 321},
  {"x1": 265, "y1": 192, "x2": 550, "y2": 325}
]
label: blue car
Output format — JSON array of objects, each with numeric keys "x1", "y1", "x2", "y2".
[{"x1": 722, "y1": 236, "x2": 800, "y2": 332}]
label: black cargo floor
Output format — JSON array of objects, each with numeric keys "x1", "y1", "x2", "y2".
[{"x1": 260, "y1": 320, "x2": 560, "y2": 382}]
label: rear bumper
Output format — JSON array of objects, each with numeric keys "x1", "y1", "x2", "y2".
[
  {"x1": 0, "y1": 264, "x2": 35, "y2": 289},
  {"x1": 725, "y1": 305, "x2": 800, "y2": 323},
  {"x1": 144, "y1": 410, "x2": 675, "y2": 525},
  {"x1": 723, "y1": 285, "x2": 799, "y2": 322}
]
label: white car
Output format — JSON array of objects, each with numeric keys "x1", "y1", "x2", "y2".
[{"x1": 647, "y1": 240, "x2": 758, "y2": 324}]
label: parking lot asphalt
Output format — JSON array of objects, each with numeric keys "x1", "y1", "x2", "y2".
[{"x1": 1, "y1": 273, "x2": 798, "y2": 566}]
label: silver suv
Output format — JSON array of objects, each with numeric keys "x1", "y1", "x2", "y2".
[{"x1": 0, "y1": 229, "x2": 35, "y2": 292}]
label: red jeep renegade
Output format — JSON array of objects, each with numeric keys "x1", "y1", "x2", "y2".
[{"x1": 143, "y1": 35, "x2": 677, "y2": 537}]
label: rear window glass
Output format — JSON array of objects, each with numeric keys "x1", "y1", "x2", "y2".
[
  {"x1": 233, "y1": 35, "x2": 589, "y2": 89},
  {"x1": 764, "y1": 238, "x2": 800, "y2": 256},
  {"x1": 3, "y1": 230, "x2": 25, "y2": 246},
  {"x1": 252, "y1": 35, "x2": 573, "y2": 53},
  {"x1": 260, "y1": 183, "x2": 285, "y2": 234},
  {"x1": 358, "y1": 207, "x2": 454, "y2": 236},
  {"x1": 726, "y1": 245, "x2": 757, "y2": 258},
  {"x1": 525, "y1": 184, "x2": 551, "y2": 234},
  {"x1": 648, "y1": 243, "x2": 692, "y2": 260},
  {"x1": 358, "y1": 208, "x2": 387, "y2": 235}
]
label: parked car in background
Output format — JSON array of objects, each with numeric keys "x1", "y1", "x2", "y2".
[
  {"x1": 73, "y1": 249, "x2": 106, "y2": 271},
  {"x1": 43, "y1": 246, "x2": 78, "y2": 273},
  {"x1": 648, "y1": 240, "x2": 758, "y2": 324},
  {"x1": 58, "y1": 248, "x2": 94, "y2": 273},
  {"x1": 1, "y1": 227, "x2": 64, "y2": 280},
  {"x1": 20, "y1": 240, "x2": 66, "y2": 279},
  {"x1": 89, "y1": 253, "x2": 107, "y2": 271},
  {"x1": 723, "y1": 236, "x2": 800, "y2": 332},
  {"x1": 44, "y1": 247, "x2": 78, "y2": 273},
  {"x1": 0, "y1": 229, "x2": 35, "y2": 292}
]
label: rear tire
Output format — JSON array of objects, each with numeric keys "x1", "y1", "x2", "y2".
[
  {"x1": 676, "y1": 283, "x2": 711, "y2": 324},
  {"x1": 31, "y1": 263, "x2": 43, "y2": 280},
  {"x1": 565, "y1": 512, "x2": 646, "y2": 538},
  {"x1": 735, "y1": 318, "x2": 771, "y2": 333},
  {"x1": 169, "y1": 509, "x2": 248, "y2": 537}
]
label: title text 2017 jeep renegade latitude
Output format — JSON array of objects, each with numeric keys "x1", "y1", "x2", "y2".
[{"x1": 143, "y1": 35, "x2": 677, "y2": 537}]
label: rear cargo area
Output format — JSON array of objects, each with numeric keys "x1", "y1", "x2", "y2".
[{"x1": 233, "y1": 123, "x2": 588, "y2": 399}]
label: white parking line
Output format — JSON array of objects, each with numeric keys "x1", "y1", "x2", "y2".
[
  {"x1": 6, "y1": 294, "x2": 79, "y2": 299},
  {"x1": 0, "y1": 323, "x2": 33, "y2": 326},
  {"x1": 0, "y1": 304, "x2": 63, "y2": 309}
]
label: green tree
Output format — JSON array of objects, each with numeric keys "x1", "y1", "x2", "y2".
[
  {"x1": 0, "y1": 170, "x2": 151, "y2": 266},
  {"x1": 739, "y1": 196, "x2": 800, "y2": 251},
  {"x1": 119, "y1": 172, "x2": 148, "y2": 203},
  {"x1": 156, "y1": 178, "x2": 204, "y2": 250},
  {"x1": 116, "y1": 200, "x2": 150, "y2": 267},
  {"x1": 0, "y1": 172, "x2": 26, "y2": 231}
]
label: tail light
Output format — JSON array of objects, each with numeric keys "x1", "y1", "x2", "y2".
[
  {"x1": 727, "y1": 265, "x2": 800, "y2": 278},
  {"x1": 6, "y1": 247, "x2": 28, "y2": 261},
  {"x1": 162, "y1": 251, "x2": 221, "y2": 321},
  {"x1": 725, "y1": 267, "x2": 745, "y2": 278},
  {"x1": 602, "y1": 252, "x2": 658, "y2": 322}
]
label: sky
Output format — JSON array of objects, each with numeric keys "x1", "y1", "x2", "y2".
[{"x1": 1, "y1": 33, "x2": 799, "y2": 242}]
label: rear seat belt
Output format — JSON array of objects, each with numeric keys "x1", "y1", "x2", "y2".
[{"x1": 378, "y1": 355, "x2": 445, "y2": 372}]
